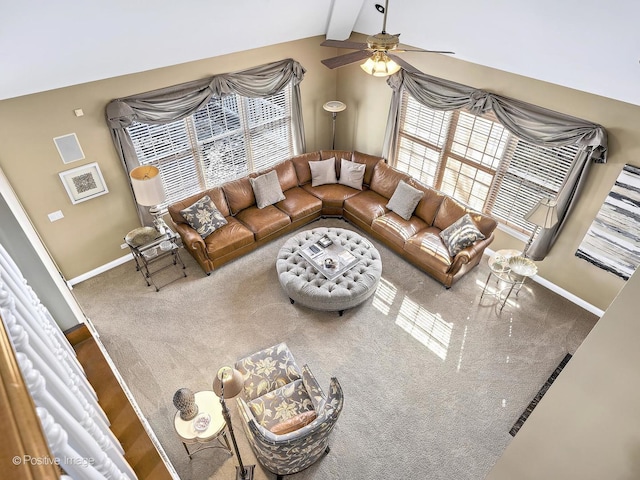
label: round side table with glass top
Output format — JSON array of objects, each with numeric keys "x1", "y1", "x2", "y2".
[
  {"x1": 480, "y1": 249, "x2": 538, "y2": 312},
  {"x1": 173, "y1": 390, "x2": 231, "y2": 459}
]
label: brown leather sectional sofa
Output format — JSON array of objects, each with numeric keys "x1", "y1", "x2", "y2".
[{"x1": 167, "y1": 150, "x2": 497, "y2": 287}]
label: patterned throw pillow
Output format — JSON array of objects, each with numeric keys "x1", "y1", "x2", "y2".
[
  {"x1": 180, "y1": 195, "x2": 227, "y2": 239},
  {"x1": 439, "y1": 213, "x2": 486, "y2": 257},
  {"x1": 269, "y1": 410, "x2": 317, "y2": 435},
  {"x1": 338, "y1": 158, "x2": 366, "y2": 190},
  {"x1": 249, "y1": 170, "x2": 286, "y2": 209},
  {"x1": 386, "y1": 180, "x2": 424, "y2": 221}
]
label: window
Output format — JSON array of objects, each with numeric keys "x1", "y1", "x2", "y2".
[
  {"x1": 395, "y1": 91, "x2": 579, "y2": 233},
  {"x1": 127, "y1": 85, "x2": 294, "y2": 208}
]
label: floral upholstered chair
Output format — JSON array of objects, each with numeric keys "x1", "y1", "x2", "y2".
[{"x1": 234, "y1": 343, "x2": 343, "y2": 479}]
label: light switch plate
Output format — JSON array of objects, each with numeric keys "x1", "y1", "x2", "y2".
[{"x1": 48, "y1": 210, "x2": 64, "y2": 222}]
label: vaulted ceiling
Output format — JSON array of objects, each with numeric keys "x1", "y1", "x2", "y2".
[{"x1": 2, "y1": 0, "x2": 638, "y2": 106}]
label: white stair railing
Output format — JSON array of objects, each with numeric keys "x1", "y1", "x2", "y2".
[{"x1": 0, "y1": 242, "x2": 137, "y2": 479}]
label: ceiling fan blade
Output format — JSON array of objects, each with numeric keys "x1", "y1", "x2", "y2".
[
  {"x1": 387, "y1": 54, "x2": 423, "y2": 74},
  {"x1": 321, "y1": 50, "x2": 373, "y2": 69},
  {"x1": 321, "y1": 39, "x2": 369, "y2": 50},
  {"x1": 396, "y1": 45, "x2": 455, "y2": 54}
]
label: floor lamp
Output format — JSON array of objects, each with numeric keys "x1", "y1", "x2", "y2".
[
  {"x1": 213, "y1": 366, "x2": 255, "y2": 480},
  {"x1": 323, "y1": 101, "x2": 346, "y2": 149},
  {"x1": 523, "y1": 197, "x2": 558, "y2": 257},
  {"x1": 129, "y1": 165, "x2": 167, "y2": 233}
]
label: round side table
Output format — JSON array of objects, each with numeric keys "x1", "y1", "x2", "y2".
[
  {"x1": 480, "y1": 249, "x2": 537, "y2": 312},
  {"x1": 174, "y1": 390, "x2": 231, "y2": 459}
]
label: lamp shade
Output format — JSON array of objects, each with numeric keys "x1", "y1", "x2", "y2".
[
  {"x1": 525, "y1": 197, "x2": 558, "y2": 229},
  {"x1": 323, "y1": 101, "x2": 346, "y2": 113},
  {"x1": 212, "y1": 366, "x2": 244, "y2": 399},
  {"x1": 361, "y1": 52, "x2": 401, "y2": 77},
  {"x1": 130, "y1": 165, "x2": 166, "y2": 207}
]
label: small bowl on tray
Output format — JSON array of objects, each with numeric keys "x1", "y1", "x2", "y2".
[{"x1": 508, "y1": 255, "x2": 537, "y2": 276}]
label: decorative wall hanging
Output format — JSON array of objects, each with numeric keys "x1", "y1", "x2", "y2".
[
  {"x1": 59, "y1": 162, "x2": 109, "y2": 204},
  {"x1": 53, "y1": 133, "x2": 85, "y2": 164},
  {"x1": 575, "y1": 164, "x2": 640, "y2": 280}
]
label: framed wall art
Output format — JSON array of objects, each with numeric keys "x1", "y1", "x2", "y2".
[
  {"x1": 575, "y1": 164, "x2": 640, "y2": 280},
  {"x1": 59, "y1": 162, "x2": 109, "y2": 204},
  {"x1": 53, "y1": 133, "x2": 85, "y2": 164}
]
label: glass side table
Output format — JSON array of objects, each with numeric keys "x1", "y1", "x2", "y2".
[
  {"x1": 125, "y1": 226, "x2": 187, "y2": 292},
  {"x1": 480, "y1": 249, "x2": 537, "y2": 312},
  {"x1": 174, "y1": 390, "x2": 232, "y2": 459}
]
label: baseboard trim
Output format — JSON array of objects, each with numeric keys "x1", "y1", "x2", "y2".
[
  {"x1": 68, "y1": 253, "x2": 132, "y2": 287},
  {"x1": 485, "y1": 248, "x2": 604, "y2": 318},
  {"x1": 71, "y1": 248, "x2": 604, "y2": 317}
]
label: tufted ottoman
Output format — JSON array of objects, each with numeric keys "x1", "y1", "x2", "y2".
[{"x1": 276, "y1": 227, "x2": 382, "y2": 315}]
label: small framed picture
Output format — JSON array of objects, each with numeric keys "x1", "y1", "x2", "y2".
[{"x1": 59, "y1": 162, "x2": 109, "y2": 204}]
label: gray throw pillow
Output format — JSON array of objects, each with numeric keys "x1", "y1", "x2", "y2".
[
  {"x1": 386, "y1": 180, "x2": 424, "y2": 221},
  {"x1": 180, "y1": 195, "x2": 228, "y2": 238},
  {"x1": 338, "y1": 158, "x2": 366, "y2": 190},
  {"x1": 250, "y1": 170, "x2": 286, "y2": 209},
  {"x1": 309, "y1": 157, "x2": 338, "y2": 187},
  {"x1": 439, "y1": 213, "x2": 486, "y2": 257}
]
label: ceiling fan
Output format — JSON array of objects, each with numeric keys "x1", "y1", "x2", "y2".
[{"x1": 321, "y1": 0, "x2": 454, "y2": 76}]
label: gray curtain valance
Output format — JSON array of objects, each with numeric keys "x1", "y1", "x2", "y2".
[
  {"x1": 106, "y1": 58, "x2": 306, "y2": 225},
  {"x1": 382, "y1": 69, "x2": 609, "y2": 260},
  {"x1": 384, "y1": 69, "x2": 608, "y2": 163}
]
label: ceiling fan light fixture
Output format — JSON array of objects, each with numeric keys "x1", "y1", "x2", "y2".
[{"x1": 361, "y1": 52, "x2": 401, "y2": 77}]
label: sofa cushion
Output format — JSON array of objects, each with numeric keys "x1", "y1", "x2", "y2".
[
  {"x1": 351, "y1": 151, "x2": 383, "y2": 186},
  {"x1": 222, "y1": 176, "x2": 256, "y2": 215},
  {"x1": 309, "y1": 157, "x2": 338, "y2": 187},
  {"x1": 372, "y1": 213, "x2": 428, "y2": 249},
  {"x1": 320, "y1": 150, "x2": 352, "y2": 178},
  {"x1": 343, "y1": 189, "x2": 389, "y2": 226},
  {"x1": 302, "y1": 183, "x2": 361, "y2": 212},
  {"x1": 250, "y1": 170, "x2": 286, "y2": 209},
  {"x1": 433, "y1": 196, "x2": 467, "y2": 231},
  {"x1": 179, "y1": 195, "x2": 228, "y2": 238},
  {"x1": 338, "y1": 158, "x2": 366, "y2": 190},
  {"x1": 439, "y1": 213, "x2": 486, "y2": 257},
  {"x1": 291, "y1": 152, "x2": 322, "y2": 185},
  {"x1": 386, "y1": 180, "x2": 424, "y2": 221},
  {"x1": 235, "y1": 205, "x2": 291, "y2": 241},
  {"x1": 204, "y1": 217, "x2": 254, "y2": 259},
  {"x1": 403, "y1": 227, "x2": 453, "y2": 273},
  {"x1": 270, "y1": 159, "x2": 299, "y2": 191},
  {"x1": 410, "y1": 180, "x2": 446, "y2": 226},
  {"x1": 269, "y1": 410, "x2": 317, "y2": 435},
  {"x1": 275, "y1": 187, "x2": 322, "y2": 222},
  {"x1": 369, "y1": 161, "x2": 411, "y2": 199}
]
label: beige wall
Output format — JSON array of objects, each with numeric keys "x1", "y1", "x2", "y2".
[
  {"x1": 0, "y1": 37, "x2": 337, "y2": 280},
  {"x1": 486, "y1": 264, "x2": 640, "y2": 480},
  {"x1": 0, "y1": 34, "x2": 638, "y2": 310},
  {"x1": 334, "y1": 37, "x2": 638, "y2": 311}
]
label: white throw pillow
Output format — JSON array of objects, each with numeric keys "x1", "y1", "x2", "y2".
[
  {"x1": 249, "y1": 170, "x2": 286, "y2": 209},
  {"x1": 309, "y1": 157, "x2": 338, "y2": 187},
  {"x1": 386, "y1": 180, "x2": 424, "y2": 221},
  {"x1": 338, "y1": 158, "x2": 366, "y2": 190}
]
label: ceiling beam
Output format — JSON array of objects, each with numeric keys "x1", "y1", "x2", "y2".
[{"x1": 325, "y1": 0, "x2": 365, "y2": 40}]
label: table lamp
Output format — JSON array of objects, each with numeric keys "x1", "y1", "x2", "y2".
[
  {"x1": 523, "y1": 197, "x2": 558, "y2": 257},
  {"x1": 213, "y1": 366, "x2": 255, "y2": 480},
  {"x1": 130, "y1": 165, "x2": 167, "y2": 232}
]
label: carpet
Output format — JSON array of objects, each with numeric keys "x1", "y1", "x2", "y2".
[
  {"x1": 509, "y1": 353, "x2": 572, "y2": 436},
  {"x1": 71, "y1": 218, "x2": 597, "y2": 480}
]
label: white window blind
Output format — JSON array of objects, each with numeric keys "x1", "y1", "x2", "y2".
[
  {"x1": 395, "y1": 90, "x2": 580, "y2": 233},
  {"x1": 127, "y1": 84, "x2": 293, "y2": 208}
]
